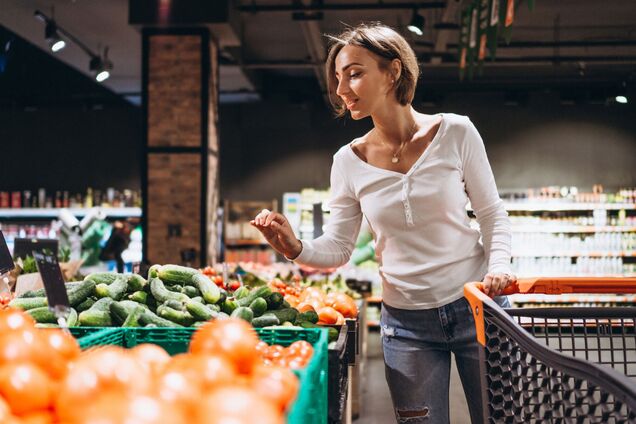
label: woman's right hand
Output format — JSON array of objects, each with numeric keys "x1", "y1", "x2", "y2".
[{"x1": 250, "y1": 209, "x2": 303, "y2": 259}]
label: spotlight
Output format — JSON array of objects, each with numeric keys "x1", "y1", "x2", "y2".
[
  {"x1": 616, "y1": 95, "x2": 628, "y2": 104},
  {"x1": 90, "y1": 51, "x2": 112, "y2": 83},
  {"x1": 407, "y1": 9, "x2": 425, "y2": 36},
  {"x1": 45, "y1": 21, "x2": 65, "y2": 52}
]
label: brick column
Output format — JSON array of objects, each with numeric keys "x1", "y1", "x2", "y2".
[{"x1": 142, "y1": 28, "x2": 219, "y2": 266}]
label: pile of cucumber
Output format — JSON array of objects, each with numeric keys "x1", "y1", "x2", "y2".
[{"x1": 7, "y1": 264, "x2": 322, "y2": 331}]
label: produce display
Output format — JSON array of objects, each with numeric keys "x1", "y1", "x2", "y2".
[
  {"x1": 7, "y1": 264, "x2": 358, "y2": 339},
  {"x1": 0, "y1": 309, "x2": 301, "y2": 423}
]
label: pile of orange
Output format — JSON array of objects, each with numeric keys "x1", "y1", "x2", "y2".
[
  {"x1": 268, "y1": 278, "x2": 302, "y2": 298},
  {"x1": 284, "y1": 287, "x2": 358, "y2": 325},
  {"x1": 0, "y1": 309, "x2": 299, "y2": 424},
  {"x1": 256, "y1": 339, "x2": 314, "y2": 369}
]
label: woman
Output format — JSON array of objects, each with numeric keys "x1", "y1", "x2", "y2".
[{"x1": 251, "y1": 23, "x2": 515, "y2": 423}]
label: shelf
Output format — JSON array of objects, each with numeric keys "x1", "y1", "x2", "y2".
[
  {"x1": 0, "y1": 207, "x2": 141, "y2": 219},
  {"x1": 512, "y1": 251, "x2": 636, "y2": 258},
  {"x1": 468, "y1": 203, "x2": 636, "y2": 212},
  {"x1": 511, "y1": 226, "x2": 636, "y2": 234},
  {"x1": 225, "y1": 239, "x2": 269, "y2": 247}
]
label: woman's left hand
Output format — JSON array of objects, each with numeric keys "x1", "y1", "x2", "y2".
[{"x1": 483, "y1": 272, "x2": 517, "y2": 297}]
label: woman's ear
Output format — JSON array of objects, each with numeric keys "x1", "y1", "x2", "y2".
[{"x1": 391, "y1": 59, "x2": 402, "y2": 82}]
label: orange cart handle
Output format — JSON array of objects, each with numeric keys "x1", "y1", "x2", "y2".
[{"x1": 463, "y1": 277, "x2": 636, "y2": 346}]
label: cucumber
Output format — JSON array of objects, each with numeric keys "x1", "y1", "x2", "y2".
[
  {"x1": 145, "y1": 323, "x2": 158, "y2": 328},
  {"x1": 233, "y1": 286, "x2": 249, "y2": 300},
  {"x1": 217, "y1": 312, "x2": 230, "y2": 320},
  {"x1": 236, "y1": 286, "x2": 272, "y2": 308},
  {"x1": 163, "y1": 299, "x2": 186, "y2": 311},
  {"x1": 128, "y1": 291, "x2": 148, "y2": 304},
  {"x1": 76, "y1": 298, "x2": 96, "y2": 312},
  {"x1": 67, "y1": 308, "x2": 78, "y2": 326},
  {"x1": 298, "y1": 310, "x2": 319, "y2": 324},
  {"x1": 95, "y1": 276, "x2": 128, "y2": 300},
  {"x1": 252, "y1": 313, "x2": 280, "y2": 328},
  {"x1": 230, "y1": 306, "x2": 254, "y2": 323},
  {"x1": 186, "y1": 300, "x2": 218, "y2": 321},
  {"x1": 9, "y1": 297, "x2": 47, "y2": 310},
  {"x1": 139, "y1": 309, "x2": 183, "y2": 328},
  {"x1": 90, "y1": 297, "x2": 116, "y2": 312},
  {"x1": 27, "y1": 307, "x2": 57, "y2": 323},
  {"x1": 218, "y1": 289, "x2": 227, "y2": 305},
  {"x1": 266, "y1": 292, "x2": 284, "y2": 310},
  {"x1": 68, "y1": 280, "x2": 97, "y2": 306},
  {"x1": 249, "y1": 298, "x2": 268, "y2": 317},
  {"x1": 280, "y1": 300, "x2": 291, "y2": 309},
  {"x1": 148, "y1": 264, "x2": 161, "y2": 279},
  {"x1": 110, "y1": 301, "x2": 138, "y2": 324},
  {"x1": 78, "y1": 310, "x2": 112, "y2": 327},
  {"x1": 20, "y1": 282, "x2": 82, "y2": 298},
  {"x1": 85, "y1": 272, "x2": 121, "y2": 285},
  {"x1": 300, "y1": 321, "x2": 339, "y2": 342},
  {"x1": 127, "y1": 274, "x2": 147, "y2": 291},
  {"x1": 190, "y1": 296, "x2": 204, "y2": 304},
  {"x1": 150, "y1": 278, "x2": 190, "y2": 303},
  {"x1": 122, "y1": 305, "x2": 144, "y2": 327},
  {"x1": 267, "y1": 308, "x2": 299, "y2": 324},
  {"x1": 157, "y1": 264, "x2": 199, "y2": 285},
  {"x1": 35, "y1": 323, "x2": 60, "y2": 328},
  {"x1": 157, "y1": 305, "x2": 195, "y2": 326},
  {"x1": 181, "y1": 285, "x2": 200, "y2": 298},
  {"x1": 190, "y1": 273, "x2": 221, "y2": 304},
  {"x1": 221, "y1": 299, "x2": 238, "y2": 315}
]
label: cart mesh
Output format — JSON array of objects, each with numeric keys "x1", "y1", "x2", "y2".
[{"x1": 483, "y1": 308, "x2": 636, "y2": 423}]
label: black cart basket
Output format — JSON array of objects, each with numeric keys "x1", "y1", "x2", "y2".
[{"x1": 465, "y1": 277, "x2": 636, "y2": 423}]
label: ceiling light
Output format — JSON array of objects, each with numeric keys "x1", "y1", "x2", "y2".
[
  {"x1": 90, "y1": 48, "x2": 113, "y2": 83},
  {"x1": 45, "y1": 21, "x2": 65, "y2": 52},
  {"x1": 407, "y1": 9, "x2": 425, "y2": 36},
  {"x1": 615, "y1": 95, "x2": 628, "y2": 104}
]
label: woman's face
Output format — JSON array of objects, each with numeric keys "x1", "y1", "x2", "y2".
[{"x1": 334, "y1": 45, "x2": 395, "y2": 120}]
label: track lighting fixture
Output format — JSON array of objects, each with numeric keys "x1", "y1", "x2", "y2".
[
  {"x1": 407, "y1": 9, "x2": 425, "y2": 36},
  {"x1": 34, "y1": 9, "x2": 113, "y2": 83}
]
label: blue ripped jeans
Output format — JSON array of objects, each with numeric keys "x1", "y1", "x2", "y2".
[{"x1": 381, "y1": 296, "x2": 509, "y2": 423}]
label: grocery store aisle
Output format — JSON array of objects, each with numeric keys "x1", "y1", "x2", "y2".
[{"x1": 355, "y1": 331, "x2": 471, "y2": 424}]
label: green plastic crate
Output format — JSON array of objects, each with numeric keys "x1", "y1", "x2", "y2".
[
  {"x1": 68, "y1": 326, "x2": 329, "y2": 424},
  {"x1": 70, "y1": 327, "x2": 124, "y2": 349}
]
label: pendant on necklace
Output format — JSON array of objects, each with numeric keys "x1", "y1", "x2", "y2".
[{"x1": 391, "y1": 156, "x2": 399, "y2": 164}]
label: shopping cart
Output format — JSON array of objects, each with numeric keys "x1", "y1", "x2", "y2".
[{"x1": 464, "y1": 277, "x2": 636, "y2": 423}]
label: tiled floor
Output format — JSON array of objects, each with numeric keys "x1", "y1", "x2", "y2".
[{"x1": 354, "y1": 331, "x2": 471, "y2": 424}]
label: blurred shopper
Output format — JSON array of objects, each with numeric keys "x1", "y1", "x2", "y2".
[{"x1": 252, "y1": 23, "x2": 514, "y2": 423}]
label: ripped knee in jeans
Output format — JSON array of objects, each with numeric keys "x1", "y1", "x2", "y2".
[{"x1": 396, "y1": 407, "x2": 430, "y2": 422}]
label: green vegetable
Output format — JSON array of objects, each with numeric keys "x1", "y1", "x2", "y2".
[
  {"x1": 221, "y1": 299, "x2": 238, "y2": 315},
  {"x1": 266, "y1": 292, "x2": 284, "y2": 310},
  {"x1": 157, "y1": 304, "x2": 195, "y2": 326},
  {"x1": 300, "y1": 321, "x2": 339, "y2": 342},
  {"x1": 20, "y1": 255, "x2": 38, "y2": 274},
  {"x1": 128, "y1": 291, "x2": 148, "y2": 304},
  {"x1": 67, "y1": 308, "x2": 78, "y2": 326},
  {"x1": 190, "y1": 273, "x2": 221, "y2": 304},
  {"x1": 127, "y1": 274, "x2": 148, "y2": 291},
  {"x1": 9, "y1": 297, "x2": 48, "y2": 310},
  {"x1": 79, "y1": 298, "x2": 114, "y2": 326},
  {"x1": 110, "y1": 300, "x2": 146, "y2": 324},
  {"x1": 27, "y1": 307, "x2": 57, "y2": 323},
  {"x1": 95, "y1": 276, "x2": 128, "y2": 300},
  {"x1": 20, "y1": 282, "x2": 82, "y2": 298},
  {"x1": 148, "y1": 265, "x2": 161, "y2": 279},
  {"x1": 230, "y1": 306, "x2": 254, "y2": 323},
  {"x1": 236, "y1": 286, "x2": 272, "y2": 307},
  {"x1": 186, "y1": 300, "x2": 218, "y2": 321},
  {"x1": 298, "y1": 310, "x2": 319, "y2": 324},
  {"x1": 150, "y1": 278, "x2": 190, "y2": 303},
  {"x1": 75, "y1": 298, "x2": 96, "y2": 312},
  {"x1": 163, "y1": 299, "x2": 186, "y2": 311},
  {"x1": 139, "y1": 309, "x2": 183, "y2": 328},
  {"x1": 157, "y1": 264, "x2": 199, "y2": 285},
  {"x1": 251, "y1": 313, "x2": 280, "y2": 328},
  {"x1": 181, "y1": 285, "x2": 200, "y2": 298},
  {"x1": 266, "y1": 308, "x2": 299, "y2": 324},
  {"x1": 233, "y1": 286, "x2": 249, "y2": 300},
  {"x1": 249, "y1": 298, "x2": 268, "y2": 317},
  {"x1": 68, "y1": 280, "x2": 97, "y2": 306},
  {"x1": 280, "y1": 300, "x2": 291, "y2": 309},
  {"x1": 85, "y1": 272, "x2": 122, "y2": 285},
  {"x1": 35, "y1": 323, "x2": 59, "y2": 328},
  {"x1": 122, "y1": 305, "x2": 144, "y2": 327}
]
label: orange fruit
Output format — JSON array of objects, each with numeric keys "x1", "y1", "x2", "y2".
[
  {"x1": 189, "y1": 319, "x2": 260, "y2": 374},
  {"x1": 17, "y1": 410, "x2": 55, "y2": 424},
  {"x1": 40, "y1": 328, "x2": 81, "y2": 361},
  {"x1": 283, "y1": 294, "x2": 299, "y2": 308},
  {"x1": 130, "y1": 344, "x2": 171, "y2": 375},
  {"x1": 317, "y1": 306, "x2": 339, "y2": 325},
  {"x1": 0, "y1": 309, "x2": 36, "y2": 333},
  {"x1": 296, "y1": 302, "x2": 315, "y2": 313},
  {"x1": 0, "y1": 363, "x2": 53, "y2": 415},
  {"x1": 251, "y1": 364, "x2": 299, "y2": 412},
  {"x1": 195, "y1": 385, "x2": 284, "y2": 424},
  {"x1": 0, "y1": 329, "x2": 66, "y2": 379},
  {"x1": 332, "y1": 293, "x2": 358, "y2": 318}
]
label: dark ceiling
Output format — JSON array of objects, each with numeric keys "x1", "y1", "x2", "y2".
[{"x1": 1, "y1": 0, "x2": 635, "y2": 107}]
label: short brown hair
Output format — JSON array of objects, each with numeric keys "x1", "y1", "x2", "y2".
[{"x1": 325, "y1": 22, "x2": 419, "y2": 117}]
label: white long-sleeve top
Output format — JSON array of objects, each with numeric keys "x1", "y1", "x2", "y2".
[{"x1": 294, "y1": 113, "x2": 512, "y2": 309}]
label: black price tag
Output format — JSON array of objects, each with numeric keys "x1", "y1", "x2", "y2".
[
  {"x1": 0, "y1": 231, "x2": 13, "y2": 275},
  {"x1": 33, "y1": 251, "x2": 69, "y2": 309}
]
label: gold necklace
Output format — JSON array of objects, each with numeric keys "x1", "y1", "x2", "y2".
[{"x1": 375, "y1": 122, "x2": 418, "y2": 164}]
